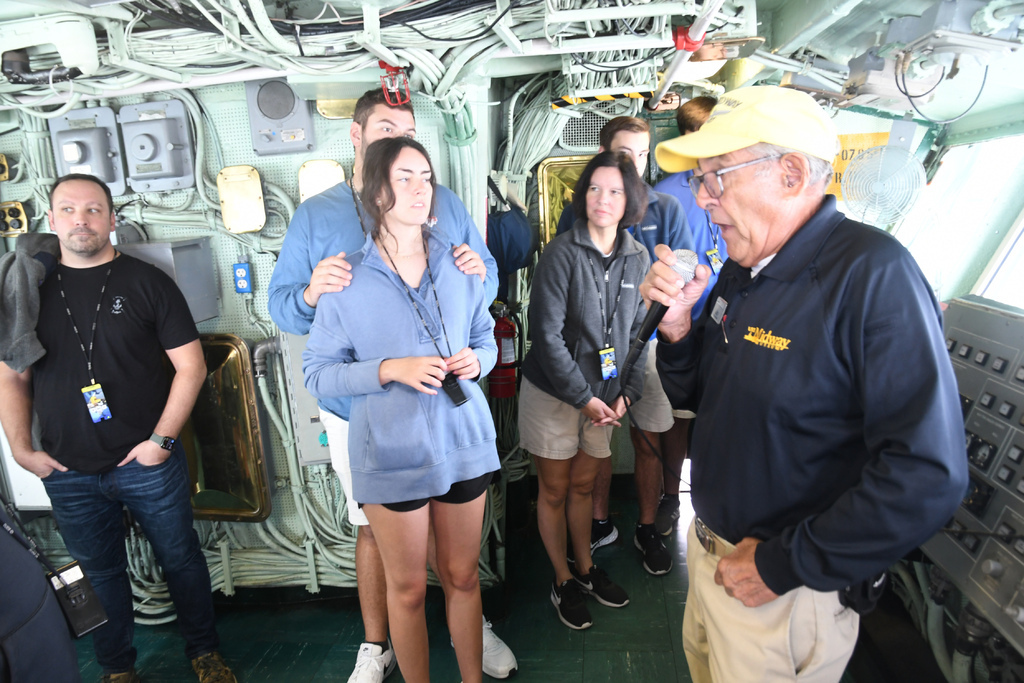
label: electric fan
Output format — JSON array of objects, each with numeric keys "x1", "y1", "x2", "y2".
[{"x1": 841, "y1": 145, "x2": 926, "y2": 227}]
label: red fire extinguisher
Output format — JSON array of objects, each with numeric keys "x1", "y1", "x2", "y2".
[{"x1": 489, "y1": 303, "x2": 517, "y2": 398}]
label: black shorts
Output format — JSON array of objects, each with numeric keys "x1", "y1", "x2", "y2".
[{"x1": 360, "y1": 471, "x2": 496, "y2": 513}]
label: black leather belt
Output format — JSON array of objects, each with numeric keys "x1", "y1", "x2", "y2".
[{"x1": 694, "y1": 518, "x2": 718, "y2": 555}]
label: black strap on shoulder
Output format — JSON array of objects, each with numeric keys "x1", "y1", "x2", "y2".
[
  {"x1": 487, "y1": 176, "x2": 509, "y2": 209},
  {"x1": 0, "y1": 489, "x2": 66, "y2": 584}
]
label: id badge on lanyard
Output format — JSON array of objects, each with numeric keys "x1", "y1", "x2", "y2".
[
  {"x1": 599, "y1": 347, "x2": 618, "y2": 380},
  {"x1": 706, "y1": 249, "x2": 724, "y2": 275},
  {"x1": 81, "y1": 384, "x2": 113, "y2": 423}
]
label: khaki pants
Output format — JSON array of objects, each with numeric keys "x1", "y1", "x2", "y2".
[{"x1": 682, "y1": 520, "x2": 859, "y2": 683}]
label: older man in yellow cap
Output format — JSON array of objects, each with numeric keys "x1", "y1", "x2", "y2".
[{"x1": 642, "y1": 85, "x2": 967, "y2": 682}]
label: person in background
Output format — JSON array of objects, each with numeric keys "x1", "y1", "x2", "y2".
[
  {"x1": 267, "y1": 88, "x2": 515, "y2": 682},
  {"x1": 556, "y1": 117, "x2": 693, "y2": 576},
  {"x1": 522, "y1": 151, "x2": 650, "y2": 630},
  {"x1": 650, "y1": 95, "x2": 725, "y2": 537},
  {"x1": 303, "y1": 137, "x2": 499, "y2": 683},
  {"x1": 645, "y1": 85, "x2": 967, "y2": 683},
  {"x1": 0, "y1": 501, "x2": 82, "y2": 683},
  {"x1": 0, "y1": 174, "x2": 235, "y2": 683}
]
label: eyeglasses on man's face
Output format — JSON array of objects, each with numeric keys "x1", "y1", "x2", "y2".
[{"x1": 688, "y1": 155, "x2": 782, "y2": 198}]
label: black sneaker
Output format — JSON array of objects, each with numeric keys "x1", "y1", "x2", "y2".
[
  {"x1": 634, "y1": 523, "x2": 673, "y2": 575},
  {"x1": 571, "y1": 564, "x2": 629, "y2": 607},
  {"x1": 551, "y1": 579, "x2": 593, "y2": 630},
  {"x1": 590, "y1": 518, "x2": 619, "y2": 552},
  {"x1": 654, "y1": 494, "x2": 681, "y2": 536}
]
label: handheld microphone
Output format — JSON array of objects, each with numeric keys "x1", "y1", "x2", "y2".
[{"x1": 621, "y1": 249, "x2": 698, "y2": 381}]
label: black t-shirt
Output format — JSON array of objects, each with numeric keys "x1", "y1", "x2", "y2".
[{"x1": 32, "y1": 253, "x2": 199, "y2": 473}]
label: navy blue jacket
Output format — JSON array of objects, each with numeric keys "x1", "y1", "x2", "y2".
[
  {"x1": 556, "y1": 185, "x2": 694, "y2": 256},
  {"x1": 657, "y1": 195, "x2": 968, "y2": 595}
]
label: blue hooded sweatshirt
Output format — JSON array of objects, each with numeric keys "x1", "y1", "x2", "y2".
[{"x1": 302, "y1": 232, "x2": 499, "y2": 505}]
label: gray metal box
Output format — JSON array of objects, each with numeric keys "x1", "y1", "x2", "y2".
[
  {"x1": 117, "y1": 237, "x2": 220, "y2": 322},
  {"x1": 280, "y1": 331, "x2": 333, "y2": 466},
  {"x1": 244, "y1": 79, "x2": 316, "y2": 156},
  {"x1": 48, "y1": 105, "x2": 126, "y2": 196},
  {"x1": 118, "y1": 99, "x2": 195, "y2": 193}
]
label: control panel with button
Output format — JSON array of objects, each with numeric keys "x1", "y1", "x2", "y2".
[{"x1": 922, "y1": 296, "x2": 1024, "y2": 655}]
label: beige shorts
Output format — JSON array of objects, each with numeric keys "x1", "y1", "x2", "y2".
[
  {"x1": 319, "y1": 408, "x2": 368, "y2": 527},
  {"x1": 518, "y1": 377, "x2": 614, "y2": 460},
  {"x1": 627, "y1": 339, "x2": 677, "y2": 433}
]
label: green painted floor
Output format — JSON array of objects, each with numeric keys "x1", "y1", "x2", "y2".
[{"x1": 74, "y1": 477, "x2": 863, "y2": 682}]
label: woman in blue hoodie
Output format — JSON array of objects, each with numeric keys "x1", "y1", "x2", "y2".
[
  {"x1": 519, "y1": 151, "x2": 650, "y2": 631},
  {"x1": 303, "y1": 137, "x2": 498, "y2": 683}
]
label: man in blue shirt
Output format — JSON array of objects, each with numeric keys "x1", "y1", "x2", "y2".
[
  {"x1": 555, "y1": 117, "x2": 694, "y2": 576},
  {"x1": 645, "y1": 85, "x2": 966, "y2": 683},
  {"x1": 268, "y1": 89, "x2": 515, "y2": 683},
  {"x1": 650, "y1": 96, "x2": 724, "y2": 537}
]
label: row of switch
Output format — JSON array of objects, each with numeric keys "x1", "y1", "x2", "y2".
[
  {"x1": 995, "y1": 521, "x2": 1024, "y2": 558},
  {"x1": 951, "y1": 519, "x2": 982, "y2": 553},
  {"x1": 978, "y1": 390, "x2": 1020, "y2": 423},
  {"x1": 948, "y1": 338, "x2": 1024, "y2": 385},
  {"x1": 950, "y1": 518, "x2": 1024, "y2": 558},
  {"x1": 949, "y1": 339, "x2": 1013, "y2": 373}
]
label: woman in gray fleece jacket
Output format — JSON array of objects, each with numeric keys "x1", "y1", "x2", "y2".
[{"x1": 520, "y1": 151, "x2": 651, "y2": 630}]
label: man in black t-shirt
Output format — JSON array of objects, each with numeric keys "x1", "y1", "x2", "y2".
[{"x1": 0, "y1": 174, "x2": 236, "y2": 683}]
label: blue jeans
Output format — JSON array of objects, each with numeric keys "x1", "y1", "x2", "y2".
[{"x1": 42, "y1": 445, "x2": 219, "y2": 674}]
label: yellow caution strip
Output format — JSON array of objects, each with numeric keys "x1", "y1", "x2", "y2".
[{"x1": 551, "y1": 91, "x2": 654, "y2": 109}]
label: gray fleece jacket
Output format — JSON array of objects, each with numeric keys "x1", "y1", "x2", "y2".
[
  {"x1": 522, "y1": 220, "x2": 650, "y2": 409},
  {"x1": 0, "y1": 233, "x2": 60, "y2": 372}
]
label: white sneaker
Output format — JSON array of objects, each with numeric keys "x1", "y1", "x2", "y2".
[
  {"x1": 347, "y1": 642, "x2": 396, "y2": 683},
  {"x1": 449, "y1": 620, "x2": 518, "y2": 679},
  {"x1": 482, "y1": 620, "x2": 518, "y2": 679}
]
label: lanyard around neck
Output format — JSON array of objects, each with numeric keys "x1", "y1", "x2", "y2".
[
  {"x1": 57, "y1": 262, "x2": 114, "y2": 385},
  {"x1": 379, "y1": 237, "x2": 454, "y2": 359},
  {"x1": 587, "y1": 253, "x2": 625, "y2": 348},
  {"x1": 705, "y1": 210, "x2": 720, "y2": 251},
  {"x1": 349, "y1": 179, "x2": 373, "y2": 237}
]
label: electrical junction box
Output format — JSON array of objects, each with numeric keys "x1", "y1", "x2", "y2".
[
  {"x1": 117, "y1": 99, "x2": 195, "y2": 193},
  {"x1": 244, "y1": 79, "x2": 316, "y2": 156},
  {"x1": 117, "y1": 237, "x2": 220, "y2": 323},
  {"x1": 280, "y1": 331, "x2": 334, "y2": 466},
  {"x1": 0, "y1": 201, "x2": 26, "y2": 236},
  {"x1": 49, "y1": 106, "x2": 126, "y2": 197}
]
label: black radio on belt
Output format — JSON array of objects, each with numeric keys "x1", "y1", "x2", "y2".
[
  {"x1": 48, "y1": 561, "x2": 109, "y2": 638},
  {"x1": 839, "y1": 571, "x2": 887, "y2": 615},
  {"x1": 441, "y1": 372, "x2": 469, "y2": 406}
]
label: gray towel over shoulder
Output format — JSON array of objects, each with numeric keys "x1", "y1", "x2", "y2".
[{"x1": 0, "y1": 232, "x2": 61, "y2": 372}]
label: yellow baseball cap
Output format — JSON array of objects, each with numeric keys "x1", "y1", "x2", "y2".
[{"x1": 655, "y1": 86, "x2": 839, "y2": 172}]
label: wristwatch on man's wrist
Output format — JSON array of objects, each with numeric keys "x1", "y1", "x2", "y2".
[{"x1": 149, "y1": 433, "x2": 176, "y2": 451}]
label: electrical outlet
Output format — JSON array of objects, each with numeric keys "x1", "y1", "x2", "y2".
[{"x1": 233, "y1": 262, "x2": 252, "y2": 293}]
